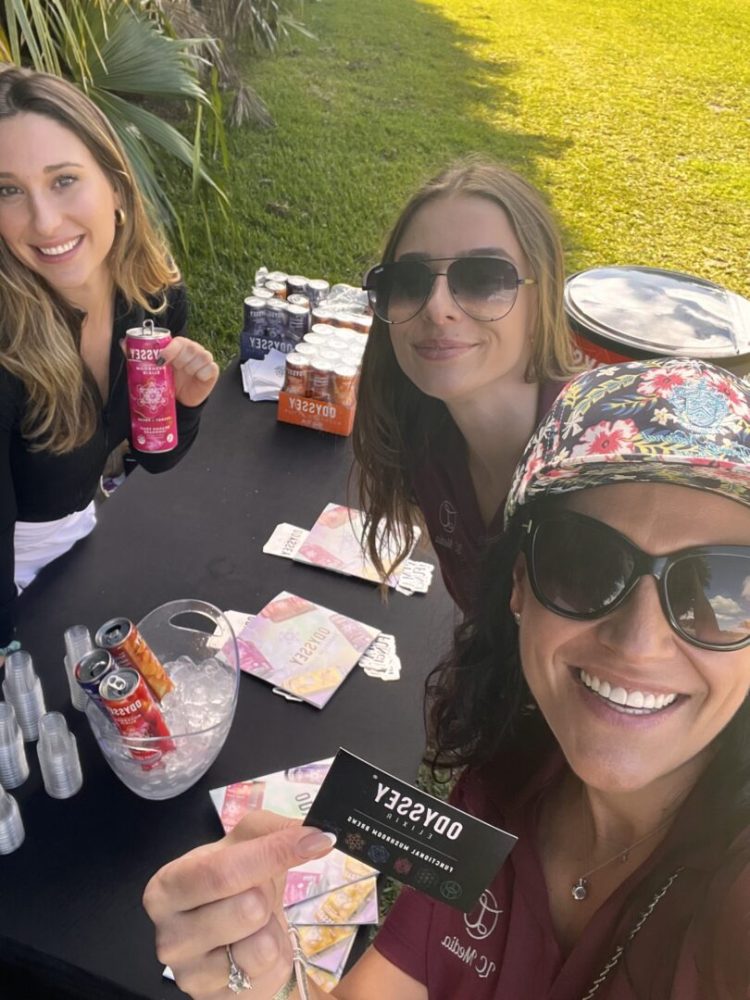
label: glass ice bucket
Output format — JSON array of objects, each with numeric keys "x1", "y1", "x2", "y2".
[{"x1": 86, "y1": 600, "x2": 239, "y2": 800}]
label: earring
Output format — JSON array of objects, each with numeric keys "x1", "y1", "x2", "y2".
[
  {"x1": 512, "y1": 611, "x2": 521, "y2": 625},
  {"x1": 114, "y1": 207, "x2": 126, "y2": 227}
]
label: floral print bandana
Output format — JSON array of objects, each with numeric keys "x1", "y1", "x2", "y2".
[{"x1": 505, "y1": 358, "x2": 750, "y2": 525}]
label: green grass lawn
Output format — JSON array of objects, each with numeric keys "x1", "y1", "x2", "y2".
[{"x1": 173, "y1": 0, "x2": 749, "y2": 364}]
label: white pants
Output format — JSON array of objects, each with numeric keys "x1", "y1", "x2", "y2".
[{"x1": 14, "y1": 502, "x2": 97, "y2": 591}]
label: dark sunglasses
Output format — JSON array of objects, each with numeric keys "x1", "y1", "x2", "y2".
[
  {"x1": 362, "y1": 256, "x2": 536, "y2": 325},
  {"x1": 521, "y1": 510, "x2": 750, "y2": 651}
]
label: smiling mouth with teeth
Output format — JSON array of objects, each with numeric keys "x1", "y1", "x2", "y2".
[
  {"x1": 578, "y1": 669, "x2": 679, "y2": 714},
  {"x1": 36, "y1": 236, "x2": 83, "y2": 256}
]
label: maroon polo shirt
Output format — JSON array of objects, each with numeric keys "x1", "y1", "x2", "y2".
[
  {"x1": 374, "y1": 747, "x2": 750, "y2": 999},
  {"x1": 411, "y1": 381, "x2": 564, "y2": 614}
]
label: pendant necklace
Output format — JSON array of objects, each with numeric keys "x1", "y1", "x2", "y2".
[{"x1": 570, "y1": 815, "x2": 675, "y2": 902}]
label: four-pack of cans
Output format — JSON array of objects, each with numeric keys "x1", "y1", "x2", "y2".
[{"x1": 241, "y1": 267, "x2": 373, "y2": 436}]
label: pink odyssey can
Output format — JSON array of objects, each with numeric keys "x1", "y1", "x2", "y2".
[{"x1": 125, "y1": 319, "x2": 178, "y2": 453}]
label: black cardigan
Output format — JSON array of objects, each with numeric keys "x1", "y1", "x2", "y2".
[{"x1": 0, "y1": 284, "x2": 205, "y2": 644}]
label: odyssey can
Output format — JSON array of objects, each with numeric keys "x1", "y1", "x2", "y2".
[
  {"x1": 287, "y1": 275, "x2": 309, "y2": 297},
  {"x1": 309, "y1": 358, "x2": 334, "y2": 402},
  {"x1": 125, "y1": 319, "x2": 178, "y2": 453},
  {"x1": 287, "y1": 293, "x2": 311, "y2": 310},
  {"x1": 266, "y1": 280, "x2": 288, "y2": 300},
  {"x1": 95, "y1": 617, "x2": 174, "y2": 701},
  {"x1": 266, "y1": 300, "x2": 288, "y2": 338},
  {"x1": 241, "y1": 296, "x2": 267, "y2": 362},
  {"x1": 307, "y1": 279, "x2": 330, "y2": 307},
  {"x1": 99, "y1": 668, "x2": 174, "y2": 765},
  {"x1": 283, "y1": 353, "x2": 311, "y2": 396},
  {"x1": 75, "y1": 649, "x2": 117, "y2": 708},
  {"x1": 286, "y1": 304, "x2": 311, "y2": 344},
  {"x1": 331, "y1": 364, "x2": 359, "y2": 407}
]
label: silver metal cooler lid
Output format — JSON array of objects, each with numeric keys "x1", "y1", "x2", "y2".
[{"x1": 564, "y1": 266, "x2": 750, "y2": 361}]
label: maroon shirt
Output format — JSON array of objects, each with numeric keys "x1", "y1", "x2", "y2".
[
  {"x1": 374, "y1": 749, "x2": 750, "y2": 999},
  {"x1": 410, "y1": 381, "x2": 564, "y2": 613}
]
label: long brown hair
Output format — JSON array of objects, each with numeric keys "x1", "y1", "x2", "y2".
[
  {"x1": 0, "y1": 66, "x2": 179, "y2": 454},
  {"x1": 353, "y1": 156, "x2": 578, "y2": 579}
]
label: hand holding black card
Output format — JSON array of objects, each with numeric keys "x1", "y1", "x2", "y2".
[{"x1": 304, "y1": 749, "x2": 517, "y2": 912}]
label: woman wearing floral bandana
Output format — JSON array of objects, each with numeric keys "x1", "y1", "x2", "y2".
[{"x1": 144, "y1": 358, "x2": 750, "y2": 1000}]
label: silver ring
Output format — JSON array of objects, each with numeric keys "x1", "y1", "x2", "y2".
[{"x1": 225, "y1": 944, "x2": 253, "y2": 993}]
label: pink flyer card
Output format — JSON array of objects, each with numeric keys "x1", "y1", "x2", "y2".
[
  {"x1": 234, "y1": 590, "x2": 380, "y2": 708},
  {"x1": 210, "y1": 758, "x2": 377, "y2": 907},
  {"x1": 297, "y1": 504, "x2": 418, "y2": 586}
]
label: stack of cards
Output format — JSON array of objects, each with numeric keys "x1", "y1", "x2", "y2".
[
  {"x1": 210, "y1": 759, "x2": 379, "y2": 991},
  {"x1": 263, "y1": 503, "x2": 435, "y2": 595},
  {"x1": 357, "y1": 633, "x2": 401, "y2": 681},
  {"x1": 230, "y1": 592, "x2": 380, "y2": 708},
  {"x1": 240, "y1": 349, "x2": 287, "y2": 401}
]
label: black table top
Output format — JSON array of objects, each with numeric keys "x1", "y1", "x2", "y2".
[{"x1": 0, "y1": 364, "x2": 455, "y2": 1000}]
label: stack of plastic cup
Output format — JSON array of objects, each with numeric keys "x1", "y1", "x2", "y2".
[
  {"x1": 37, "y1": 712, "x2": 83, "y2": 799},
  {"x1": 0, "y1": 786, "x2": 24, "y2": 854},
  {"x1": 0, "y1": 702, "x2": 29, "y2": 788},
  {"x1": 64, "y1": 625, "x2": 94, "y2": 711},
  {"x1": 2, "y1": 650, "x2": 46, "y2": 741}
]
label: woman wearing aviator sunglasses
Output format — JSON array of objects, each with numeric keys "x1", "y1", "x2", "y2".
[
  {"x1": 144, "y1": 358, "x2": 749, "y2": 1000},
  {"x1": 354, "y1": 157, "x2": 579, "y2": 613}
]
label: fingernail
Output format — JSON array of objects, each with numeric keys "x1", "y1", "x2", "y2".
[
  {"x1": 297, "y1": 830, "x2": 337, "y2": 858},
  {"x1": 155, "y1": 355, "x2": 167, "y2": 366}
]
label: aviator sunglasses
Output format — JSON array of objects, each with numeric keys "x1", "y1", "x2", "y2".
[
  {"x1": 362, "y1": 256, "x2": 537, "y2": 325},
  {"x1": 522, "y1": 510, "x2": 750, "y2": 651}
]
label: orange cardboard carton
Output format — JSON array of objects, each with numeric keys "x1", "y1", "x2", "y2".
[{"x1": 277, "y1": 391, "x2": 356, "y2": 437}]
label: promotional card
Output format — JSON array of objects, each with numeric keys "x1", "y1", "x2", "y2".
[
  {"x1": 232, "y1": 591, "x2": 380, "y2": 708},
  {"x1": 304, "y1": 749, "x2": 518, "y2": 912}
]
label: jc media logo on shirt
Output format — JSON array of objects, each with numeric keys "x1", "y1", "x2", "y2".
[
  {"x1": 441, "y1": 889, "x2": 503, "y2": 980},
  {"x1": 439, "y1": 500, "x2": 457, "y2": 534}
]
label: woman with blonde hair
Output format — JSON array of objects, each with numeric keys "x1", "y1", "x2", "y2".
[
  {"x1": 354, "y1": 158, "x2": 579, "y2": 612},
  {"x1": 0, "y1": 66, "x2": 218, "y2": 657}
]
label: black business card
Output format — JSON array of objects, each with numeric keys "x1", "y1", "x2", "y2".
[{"x1": 303, "y1": 748, "x2": 517, "y2": 912}]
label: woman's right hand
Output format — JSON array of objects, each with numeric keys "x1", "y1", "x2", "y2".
[{"x1": 143, "y1": 810, "x2": 336, "y2": 999}]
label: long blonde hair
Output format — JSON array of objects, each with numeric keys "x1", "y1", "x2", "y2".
[
  {"x1": 0, "y1": 66, "x2": 179, "y2": 454},
  {"x1": 353, "y1": 157, "x2": 579, "y2": 579}
]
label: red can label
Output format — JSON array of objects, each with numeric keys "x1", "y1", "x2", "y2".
[
  {"x1": 125, "y1": 322, "x2": 178, "y2": 453},
  {"x1": 99, "y1": 668, "x2": 175, "y2": 765}
]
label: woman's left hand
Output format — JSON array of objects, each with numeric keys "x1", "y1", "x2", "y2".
[{"x1": 159, "y1": 337, "x2": 220, "y2": 408}]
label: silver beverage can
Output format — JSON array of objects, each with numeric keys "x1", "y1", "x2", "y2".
[
  {"x1": 286, "y1": 304, "x2": 311, "y2": 345},
  {"x1": 243, "y1": 296, "x2": 267, "y2": 333},
  {"x1": 309, "y1": 359, "x2": 334, "y2": 401},
  {"x1": 266, "y1": 299, "x2": 288, "y2": 338},
  {"x1": 266, "y1": 280, "x2": 287, "y2": 300},
  {"x1": 75, "y1": 649, "x2": 117, "y2": 707},
  {"x1": 307, "y1": 279, "x2": 330, "y2": 307},
  {"x1": 311, "y1": 305, "x2": 335, "y2": 326},
  {"x1": 283, "y1": 353, "x2": 311, "y2": 396},
  {"x1": 287, "y1": 275, "x2": 309, "y2": 297},
  {"x1": 287, "y1": 293, "x2": 311, "y2": 310}
]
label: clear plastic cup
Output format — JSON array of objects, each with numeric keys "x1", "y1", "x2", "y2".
[
  {"x1": 0, "y1": 785, "x2": 24, "y2": 854},
  {"x1": 2, "y1": 650, "x2": 46, "y2": 741},
  {"x1": 0, "y1": 702, "x2": 29, "y2": 788},
  {"x1": 64, "y1": 625, "x2": 94, "y2": 711},
  {"x1": 37, "y1": 712, "x2": 83, "y2": 798}
]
